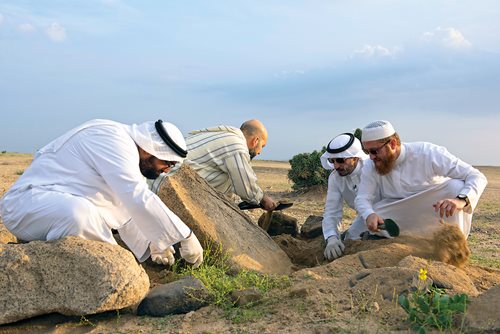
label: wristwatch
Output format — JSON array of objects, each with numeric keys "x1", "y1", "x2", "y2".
[{"x1": 456, "y1": 194, "x2": 470, "y2": 207}]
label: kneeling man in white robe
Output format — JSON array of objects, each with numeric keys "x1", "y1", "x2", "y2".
[
  {"x1": 355, "y1": 120, "x2": 487, "y2": 238},
  {"x1": 0, "y1": 119, "x2": 203, "y2": 267},
  {"x1": 320, "y1": 132, "x2": 374, "y2": 261}
]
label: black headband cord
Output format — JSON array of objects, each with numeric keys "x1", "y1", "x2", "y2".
[
  {"x1": 326, "y1": 133, "x2": 355, "y2": 154},
  {"x1": 154, "y1": 119, "x2": 188, "y2": 158}
]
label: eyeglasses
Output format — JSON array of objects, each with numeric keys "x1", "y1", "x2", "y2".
[
  {"x1": 362, "y1": 139, "x2": 392, "y2": 156},
  {"x1": 328, "y1": 158, "x2": 346, "y2": 164},
  {"x1": 163, "y1": 161, "x2": 178, "y2": 168}
]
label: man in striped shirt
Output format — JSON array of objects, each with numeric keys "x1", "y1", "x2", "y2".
[{"x1": 185, "y1": 119, "x2": 277, "y2": 211}]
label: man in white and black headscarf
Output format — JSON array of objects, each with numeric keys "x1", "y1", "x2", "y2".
[
  {"x1": 355, "y1": 120, "x2": 488, "y2": 239},
  {"x1": 0, "y1": 119, "x2": 203, "y2": 268},
  {"x1": 320, "y1": 132, "x2": 372, "y2": 261}
]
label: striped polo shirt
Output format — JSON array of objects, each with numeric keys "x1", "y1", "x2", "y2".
[{"x1": 185, "y1": 125, "x2": 264, "y2": 204}]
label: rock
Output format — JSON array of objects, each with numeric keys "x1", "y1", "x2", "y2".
[
  {"x1": 155, "y1": 165, "x2": 293, "y2": 275},
  {"x1": 0, "y1": 222, "x2": 17, "y2": 244},
  {"x1": 464, "y1": 284, "x2": 500, "y2": 333},
  {"x1": 0, "y1": 237, "x2": 149, "y2": 325},
  {"x1": 300, "y1": 215, "x2": 323, "y2": 239},
  {"x1": 398, "y1": 256, "x2": 479, "y2": 296},
  {"x1": 137, "y1": 276, "x2": 210, "y2": 316},
  {"x1": 258, "y1": 211, "x2": 299, "y2": 237},
  {"x1": 230, "y1": 287, "x2": 263, "y2": 307},
  {"x1": 350, "y1": 267, "x2": 415, "y2": 301}
]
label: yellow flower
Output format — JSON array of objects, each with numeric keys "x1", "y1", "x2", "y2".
[{"x1": 419, "y1": 268, "x2": 427, "y2": 281}]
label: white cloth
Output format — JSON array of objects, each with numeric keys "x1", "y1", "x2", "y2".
[
  {"x1": 0, "y1": 119, "x2": 191, "y2": 261},
  {"x1": 184, "y1": 125, "x2": 264, "y2": 204},
  {"x1": 320, "y1": 136, "x2": 368, "y2": 170},
  {"x1": 372, "y1": 179, "x2": 471, "y2": 238},
  {"x1": 322, "y1": 158, "x2": 374, "y2": 240},
  {"x1": 355, "y1": 142, "x2": 488, "y2": 238}
]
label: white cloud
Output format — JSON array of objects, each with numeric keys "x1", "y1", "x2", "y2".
[
  {"x1": 18, "y1": 23, "x2": 35, "y2": 33},
  {"x1": 351, "y1": 44, "x2": 399, "y2": 58},
  {"x1": 422, "y1": 27, "x2": 471, "y2": 49},
  {"x1": 275, "y1": 69, "x2": 306, "y2": 77},
  {"x1": 45, "y1": 22, "x2": 66, "y2": 42},
  {"x1": 0, "y1": 13, "x2": 4, "y2": 26}
]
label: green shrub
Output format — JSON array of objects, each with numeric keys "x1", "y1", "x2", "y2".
[{"x1": 288, "y1": 147, "x2": 329, "y2": 190}]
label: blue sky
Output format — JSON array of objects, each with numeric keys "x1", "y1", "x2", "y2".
[{"x1": 1, "y1": 1, "x2": 499, "y2": 165}]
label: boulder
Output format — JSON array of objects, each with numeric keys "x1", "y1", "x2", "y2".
[
  {"x1": 464, "y1": 284, "x2": 500, "y2": 333},
  {"x1": 0, "y1": 237, "x2": 149, "y2": 325},
  {"x1": 258, "y1": 211, "x2": 299, "y2": 237},
  {"x1": 137, "y1": 276, "x2": 210, "y2": 316},
  {"x1": 300, "y1": 215, "x2": 323, "y2": 239},
  {"x1": 155, "y1": 166, "x2": 293, "y2": 274}
]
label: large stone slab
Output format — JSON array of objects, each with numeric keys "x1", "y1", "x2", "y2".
[
  {"x1": 0, "y1": 236, "x2": 149, "y2": 325},
  {"x1": 156, "y1": 165, "x2": 293, "y2": 274}
]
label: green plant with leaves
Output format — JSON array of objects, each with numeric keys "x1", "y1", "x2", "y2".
[
  {"x1": 288, "y1": 147, "x2": 329, "y2": 190},
  {"x1": 399, "y1": 268, "x2": 469, "y2": 333},
  {"x1": 173, "y1": 242, "x2": 290, "y2": 321}
]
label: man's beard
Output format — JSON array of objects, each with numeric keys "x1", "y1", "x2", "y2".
[
  {"x1": 249, "y1": 148, "x2": 257, "y2": 160},
  {"x1": 374, "y1": 150, "x2": 397, "y2": 176},
  {"x1": 140, "y1": 156, "x2": 161, "y2": 179},
  {"x1": 336, "y1": 167, "x2": 353, "y2": 177}
]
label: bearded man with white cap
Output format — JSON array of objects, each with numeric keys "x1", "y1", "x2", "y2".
[
  {"x1": 320, "y1": 132, "x2": 372, "y2": 261},
  {"x1": 0, "y1": 119, "x2": 203, "y2": 268},
  {"x1": 355, "y1": 120, "x2": 487, "y2": 238}
]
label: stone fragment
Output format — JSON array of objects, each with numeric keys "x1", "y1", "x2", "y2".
[
  {"x1": 137, "y1": 276, "x2": 210, "y2": 317},
  {"x1": 300, "y1": 215, "x2": 323, "y2": 239}
]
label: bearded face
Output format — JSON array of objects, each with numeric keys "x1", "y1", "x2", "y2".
[
  {"x1": 248, "y1": 148, "x2": 257, "y2": 160},
  {"x1": 139, "y1": 155, "x2": 162, "y2": 179},
  {"x1": 373, "y1": 147, "x2": 397, "y2": 175}
]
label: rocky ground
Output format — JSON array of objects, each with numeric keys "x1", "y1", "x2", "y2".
[{"x1": 0, "y1": 154, "x2": 498, "y2": 333}]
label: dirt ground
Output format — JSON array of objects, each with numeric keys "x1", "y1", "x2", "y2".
[{"x1": 1, "y1": 154, "x2": 499, "y2": 333}]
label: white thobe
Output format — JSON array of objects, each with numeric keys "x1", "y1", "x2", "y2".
[
  {"x1": 0, "y1": 120, "x2": 191, "y2": 261},
  {"x1": 355, "y1": 142, "x2": 488, "y2": 237},
  {"x1": 184, "y1": 126, "x2": 264, "y2": 204},
  {"x1": 322, "y1": 159, "x2": 373, "y2": 241}
]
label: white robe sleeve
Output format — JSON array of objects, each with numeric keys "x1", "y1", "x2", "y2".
[
  {"x1": 429, "y1": 145, "x2": 488, "y2": 213},
  {"x1": 322, "y1": 172, "x2": 343, "y2": 240},
  {"x1": 76, "y1": 129, "x2": 191, "y2": 252},
  {"x1": 355, "y1": 161, "x2": 378, "y2": 221}
]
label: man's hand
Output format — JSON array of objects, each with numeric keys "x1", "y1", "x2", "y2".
[
  {"x1": 179, "y1": 232, "x2": 204, "y2": 268},
  {"x1": 433, "y1": 198, "x2": 466, "y2": 218},
  {"x1": 324, "y1": 236, "x2": 345, "y2": 261},
  {"x1": 366, "y1": 213, "x2": 384, "y2": 232},
  {"x1": 150, "y1": 245, "x2": 176, "y2": 266},
  {"x1": 260, "y1": 194, "x2": 277, "y2": 211}
]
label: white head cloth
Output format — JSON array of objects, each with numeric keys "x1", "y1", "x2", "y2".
[
  {"x1": 127, "y1": 121, "x2": 187, "y2": 163},
  {"x1": 320, "y1": 133, "x2": 367, "y2": 170},
  {"x1": 361, "y1": 120, "x2": 395, "y2": 142}
]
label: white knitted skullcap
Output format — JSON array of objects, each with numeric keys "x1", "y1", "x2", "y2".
[{"x1": 361, "y1": 120, "x2": 395, "y2": 142}]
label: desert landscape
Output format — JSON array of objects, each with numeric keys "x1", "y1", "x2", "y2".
[{"x1": 0, "y1": 153, "x2": 499, "y2": 333}]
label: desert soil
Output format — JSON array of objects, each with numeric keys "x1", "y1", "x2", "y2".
[{"x1": 0, "y1": 154, "x2": 499, "y2": 333}]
